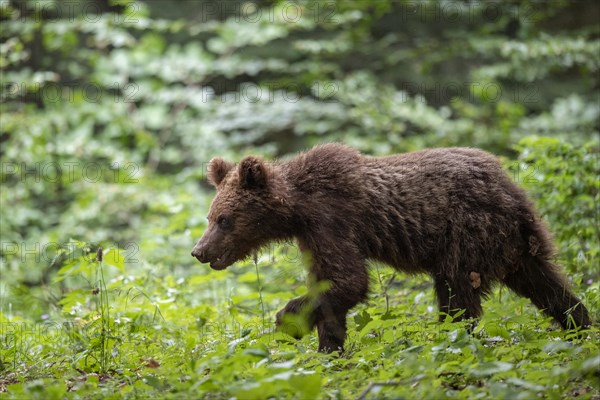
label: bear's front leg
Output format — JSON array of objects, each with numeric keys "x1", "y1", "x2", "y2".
[
  {"x1": 315, "y1": 263, "x2": 369, "y2": 353},
  {"x1": 276, "y1": 251, "x2": 369, "y2": 353},
  {"x1": 316, "y1": 305, "x2": 348, "y2": 353},
  {"x1": 276, "y1": 295, "x2": 348, "y2": 352},
  {"x1": 311, "y1": 255, "x2": 370, "y2": 353},
  {"x1": 275, "y1": 296, "x2": 318, "y2": 339}
]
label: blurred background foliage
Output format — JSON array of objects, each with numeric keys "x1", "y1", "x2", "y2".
[{"x1": 0, "y1": 0, "x2": 598, "y2": 322}]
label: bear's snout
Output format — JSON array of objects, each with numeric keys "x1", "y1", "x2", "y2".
[
  {"x1": 192, "y1": 240, "x2": 210, "y2": 264},
  {"x1": 191, "y1": 243, "x2": 232, "y2": 270},
  {"x1": 191, "y1": 245, "x2": 208, "y2": 263},
  {"x1": 191, "y1": 239, "x2": 231, "y2": 269}
]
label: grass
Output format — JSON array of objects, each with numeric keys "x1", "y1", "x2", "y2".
[
  {"x1": 1, "y1": 240, "x2": 598, "y2": 399},
  {"x1": 1, "y1": 139, "x2": 598, "y2": 399}
]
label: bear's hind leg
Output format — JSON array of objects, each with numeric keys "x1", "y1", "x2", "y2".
[
  {"x1": 503, "y1": 257, "x2": 591, "y2": 329},
  {"x1": 434, "y1": 274, "x2": 483, "y2": 322}
]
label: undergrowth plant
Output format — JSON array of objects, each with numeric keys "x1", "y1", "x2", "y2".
[{"x1": 53, "y1": 242, "x2": 126, "y2": 375}]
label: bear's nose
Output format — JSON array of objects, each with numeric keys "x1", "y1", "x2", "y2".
[{"x1": 191, "y1": 247, "x2": 206, "y2": 262}]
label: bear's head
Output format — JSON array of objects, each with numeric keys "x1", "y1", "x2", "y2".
[{"x1": 191, "y1": 155, "x2": 293, "y2": 270}]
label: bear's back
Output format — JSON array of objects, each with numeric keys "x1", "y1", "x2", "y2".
[{"x1": 283, "y1": 143, "x2": 364, "y2": 199}]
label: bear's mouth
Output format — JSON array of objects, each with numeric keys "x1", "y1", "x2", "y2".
[{"x1": 209, "y1": 251, "x2": 233, "y2": 270}]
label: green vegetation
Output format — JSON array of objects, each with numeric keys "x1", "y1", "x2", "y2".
[{"x1": 1, "y1": 0, "x2": 598, "y2": 398}]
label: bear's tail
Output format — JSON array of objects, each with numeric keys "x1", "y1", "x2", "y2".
[{"x1": 503, "y1": 256, "x2": 591, "y2": 329}]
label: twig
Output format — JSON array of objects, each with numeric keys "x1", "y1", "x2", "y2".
[
  {"x1": 375, "y1": 264, "x2": 396, "y2": 314},
  {"x1": 254, "y1": 254, "x2": 266, "y2": 328}
]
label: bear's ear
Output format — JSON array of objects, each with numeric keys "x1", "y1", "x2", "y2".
[
  {"x1": 239, "y1": 156, "x2": 269, "y2": 189},
  {"x1": 207, "y1": 157, "x2": 234, "y2": 187}
]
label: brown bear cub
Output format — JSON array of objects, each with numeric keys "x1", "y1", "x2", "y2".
[{"x1": 191, "y1": 143, "x2": 591, "y2": 352}]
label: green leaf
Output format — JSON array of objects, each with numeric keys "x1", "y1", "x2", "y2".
[
  {"x1": 354, "y1": 309, "x2": 373, "y2": 331},
  {"x1": 103, "y1": 248, "x2": 125, "y2": 272},
  {"x1": 142, "y1": 375, "x2": 165, "y2": 390},
  {"x1": 506, "y1": 377, "x2": 545, "y2": 392},
  {"x1": 580, "y1": 355, "x2": 600, "y2": 374},
  {"x1": 470, "y1": 361, "x2": 513, "y2": 377},
  {"x1": 289, "y1": 372, "x2": 321, "y2": 399}
]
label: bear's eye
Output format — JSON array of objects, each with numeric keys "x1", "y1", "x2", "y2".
[{"x1": 217, "y1": 215, "x2": 232, "y2": 230}]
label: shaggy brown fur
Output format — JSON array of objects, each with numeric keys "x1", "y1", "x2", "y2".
[{"x1": 192, "y1": 143, "x2": 591, "y2": 352}]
